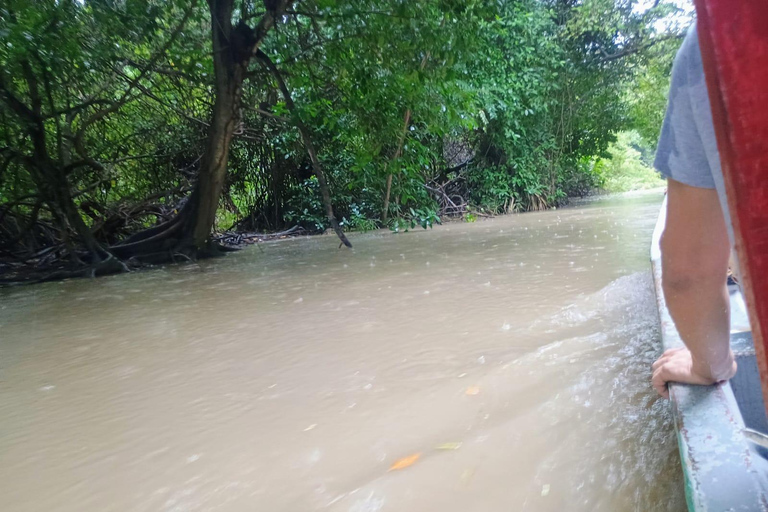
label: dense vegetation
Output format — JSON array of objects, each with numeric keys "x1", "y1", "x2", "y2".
[
  {"x1": 597, "y1": 131, "x2": 665, "y2": 193},
  {"x1": 0, "y1": 0, "x2": 688, "y2": 280}
]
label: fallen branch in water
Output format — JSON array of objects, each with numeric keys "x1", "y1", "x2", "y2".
[{"x1": 212, "y1": 225, "x2": 307, "y2": 247}]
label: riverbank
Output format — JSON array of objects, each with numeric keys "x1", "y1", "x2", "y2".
[{"x1": 0, "y1": 189, "x2": 666, "y2": 287}]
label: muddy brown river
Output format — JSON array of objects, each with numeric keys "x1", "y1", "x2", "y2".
[{"x1": 0, "y1": 191, "x2": 684, "y2": 512}]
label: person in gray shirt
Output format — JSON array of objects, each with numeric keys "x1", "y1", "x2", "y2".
[{"x1": 651, "y1": 23, "x2": 737, "y2": 398}]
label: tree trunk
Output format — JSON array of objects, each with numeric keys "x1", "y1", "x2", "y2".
[
  {"x1": 382, "y1": 109, "x2": 411, "y2": 223},
  {"x1": 181, "y1": 0, "x2": 289, "y2": 251},
  {"x1": 184, "y1": 68, "x2": 242, "y2": 250},
  {"x1": 46, "y1": 167, "x2": 105, "y2": 260}
]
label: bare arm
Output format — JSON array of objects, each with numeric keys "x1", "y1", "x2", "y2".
[{"x1": 652, "y1": 178, "x2": 736, "y2": 398}]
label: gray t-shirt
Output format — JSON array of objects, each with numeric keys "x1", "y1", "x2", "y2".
[{"x1": 655, "y1": 23, "x2": 733, "y2": 244}]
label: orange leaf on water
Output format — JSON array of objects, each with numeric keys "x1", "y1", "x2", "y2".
[
  {"x1": 465, "y1": 386, "x2": 480, "y2": 396},
  {"x1": 388, "y1": 453, "x2": 421, "y2": 471}
]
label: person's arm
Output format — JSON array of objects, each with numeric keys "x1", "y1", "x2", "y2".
[{"x1": 651, "y1": 178, "x2": 736, "y2": 398}]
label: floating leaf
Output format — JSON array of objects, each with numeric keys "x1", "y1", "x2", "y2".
[
  {"x1": 388, "y1": 453, "x2": 421, "y2": 471},
  {"x1": 436, "y1": 442, "x2": 462, "y2": 450},
  {"x1": 465, "y1": 386, "x2": 480, "y2": 396},
  {"x1": 541, "y1": 484, "x2": 551, "y2": 497}
]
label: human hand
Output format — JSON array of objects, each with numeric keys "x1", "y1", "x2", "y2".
[{"x1": 651, "y1": 347, "x2": 737, "y2": 399}]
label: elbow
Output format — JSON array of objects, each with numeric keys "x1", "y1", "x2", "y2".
[{"x1": 661, "y1": 267, "x2": 699, "y2": 295}]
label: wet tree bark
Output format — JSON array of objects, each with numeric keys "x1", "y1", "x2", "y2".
[
  {"x1": 181, "y1": 0, "x2": 290, "y2": 251},
  {"x1": 182, "y1": 1, "x2": 243, "y2": 251}
]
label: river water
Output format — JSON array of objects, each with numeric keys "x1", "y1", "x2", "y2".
[{"x1": 0, "y1": 191, "x2": 684, "y2": 512}]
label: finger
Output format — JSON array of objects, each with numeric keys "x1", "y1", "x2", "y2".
[
  {"x1": 652, "y1": 380, "x2": 669, "y2": 399},
  {"x1": 652, "y1": 353, "x2": 671, "y2": 372},
  {"x1": 651, "y1": 347, "x2": 688, "y2": 372},
  {"x1": 651, "y1": 368, "x2": 665, "y2": 396},
  {"x1": 652, "y1": 364, "x2": 674, "y2": 399},
  {"x1": 651, "y1": 366, "x2": 669, "y2": 398},
  {"x1": 652, "y1": 348, "x2": 682, "y2": 372}
]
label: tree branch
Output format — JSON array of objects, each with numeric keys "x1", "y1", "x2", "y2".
[
  {"x1": 74, "y1": 4, "x2": 195, "y2": 144},
  {"x1": 597, "y1": 32, "x2": 685, "y2": 63},
  {"x1": 249, "y1": 0, "x2": 291, "y2": 57},
  {"x1": 111, "y1": 66, "x2": 210, "y2": 127},
  {"x1": 0, "y1": 75, "x2": 38, "y2": 124},
  {"x1": 255, "y1": 49, "x2": 352, "y2": 248},
  {"x1": 285, "y1": 9, "x2": 414, "y2": 20},
  {"x1": 44, "y1": 98, "x2": 114, "y2": 119}
]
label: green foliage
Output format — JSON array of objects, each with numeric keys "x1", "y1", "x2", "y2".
[
  {"x1": 0, "y1": 0, "x2": 207, "y2": 247},
  {"x1": 389, "y1": 207, "x2": 441, "y2": 233},
  {"x1": 466, "y1": 165, "x2": 516, "y2": 214},
  {"x1": 626, "y1": 44, "x2": 681, "y2": 146},
  {"x1": 0, "y1": 0, "x2": 689, "y2": 262},
  {"x1": 341, "y1": 205, "x2": 380, "y2": 233},
  {"x1": 596, "y1": 131, "x2": 667, "y2": 193},
  {"x1": 283, "y1": 177, "x2": 327, "y2": 232},
  {"x1": 458, "y1": 0, "x2": 685, "y2": 211}
]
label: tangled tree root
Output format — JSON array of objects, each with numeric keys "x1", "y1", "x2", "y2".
[{"x1": 0, "y1": 254, "x2": 129, "y2": 286}]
